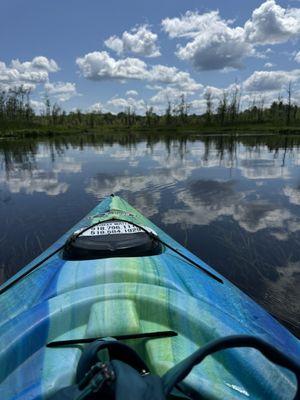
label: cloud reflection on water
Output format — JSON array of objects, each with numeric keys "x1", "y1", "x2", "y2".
[{"x1": 0, "y1": 134, "x2": 300, "y2": 335}]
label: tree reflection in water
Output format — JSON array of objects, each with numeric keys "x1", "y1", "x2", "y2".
[{"x1": 0, "y1": 132, "x2": 300, "y2": 337}]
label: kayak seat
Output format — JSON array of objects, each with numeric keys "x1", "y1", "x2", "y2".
[{"x1": 49, "y1": 335, "x2": 300, "y2": 400}]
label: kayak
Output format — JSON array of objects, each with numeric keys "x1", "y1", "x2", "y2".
[{"x1": 0, "y1": 195, "x2": 299, "y2": 399}]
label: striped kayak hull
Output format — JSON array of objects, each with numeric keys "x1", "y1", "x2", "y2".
[{"x1": 0, "y1": 195, "x2": 299, "y2": 399}]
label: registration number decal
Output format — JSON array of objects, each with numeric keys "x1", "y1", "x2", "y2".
[{"x1": 80, "y1": 221, "x2": 144, "y2": 236}]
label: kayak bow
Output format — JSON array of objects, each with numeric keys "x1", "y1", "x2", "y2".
[{"x1": 0, "y1": 195, "x2": 299, "y2": 399}]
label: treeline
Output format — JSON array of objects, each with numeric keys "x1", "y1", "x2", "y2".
[
  {"x1": 0, "y1": 84, "x2": 299, "y2": 134},
  {"x1": 203, "y1": 83, "x2": 299, "y2": 128},
  {"x1": 0, "y1": 87, "x2": 35, "y2": 127}
]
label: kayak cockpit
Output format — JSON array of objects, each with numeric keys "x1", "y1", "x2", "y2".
[{"x1": 48, "y1": 333, "x2": 300, "y2": 400}]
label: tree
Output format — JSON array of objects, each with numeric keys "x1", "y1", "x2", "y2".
[
  {"x1": 52, "y1": 103, "x2": 62, "y2": 125},
  {"x1": 145, "y1": 105, "x2": 154, "y2": 127},
  {"x1": 164, "y1": 98, "x2": 172, "y2": 126},
  {"x1": 24, "y1": 88, "x2": 33, "y2": 122},
  {"x1": 125, "y1": 106, "x2": 134, "y2": 126},
  {"x1": 286, "y1": 81, "x2": 292, "y2": 126},
  {"x1": 258, "y1": 96, "x2": 265, "y2": 123},
  {"x1": 0, "y1": 91, "x2": 6, "y2": 121},
  {"x1": 44, "y1": 93, "x2": 51, "y2": 124},
  {"x1": 204, "y1": 89, "x2": 213, "y2": 124},
  {"x1": 76, "y1": 109, "x2": 82, "y2": 125},
  {"x1": 174, "y1": 94, "x2": 189, "y2": 124},
  {"x1": 217, "y1": 91, "x2": 227, "y2": 126},
  {"x1": 228, "y1": 84, "x2": 241, "y2": 122}
]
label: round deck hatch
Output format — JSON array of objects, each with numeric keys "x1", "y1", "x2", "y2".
[{"x1": 62, "y1": 220, "x2": 162, "y2": 260}]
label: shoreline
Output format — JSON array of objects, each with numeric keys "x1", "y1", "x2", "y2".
[{"x1": 1, "y1": 124, "x2": 300, "y2": 139}]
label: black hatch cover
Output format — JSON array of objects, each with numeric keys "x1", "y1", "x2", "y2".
[{"x1": 62, "y1": 220, "x2": 162, "y2": 260}]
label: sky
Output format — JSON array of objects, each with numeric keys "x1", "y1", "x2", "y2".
[{"x1": 0, "y1": 0, "x2": 300, "y2": 114}]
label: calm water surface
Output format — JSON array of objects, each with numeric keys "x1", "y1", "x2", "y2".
[{"x1": 0, "y1": 133, "x2": 300, "y2": 336}]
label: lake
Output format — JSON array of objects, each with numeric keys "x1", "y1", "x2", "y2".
[{"x1": 0, "y1": 133, "x2": 299, "y2": 337}]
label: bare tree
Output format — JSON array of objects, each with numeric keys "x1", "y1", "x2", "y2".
[
  {"x1": 228, "y1": 84, "x2": 241, "y2": 122},
  {"x1": 177, "y1": 94, "x2": 189, "y2": 123},
  {"x1": 145, "y1": 104, "x2": 154, "y2": 127},
  {"x1": 204, "y1": 89, "x2": 213, "y2": 124},
  {"x1": 164, "y1": 96, "x2": 172, "y2": 126},
  {"x1": 44, "y1": 93, "x2": 51, "y2": 124},
  {"x1": 258, "y1": 96, "x2": 265, "y2": 122},
  {"x1": 52, "y1": 103, "x2": 62, "y2": 125},
  {"x1": 286, "y1": 81, "x2": 292, "y2": 126},
  {"x1": 217, "y1": 91, "x2": 227, "y2": 126}
]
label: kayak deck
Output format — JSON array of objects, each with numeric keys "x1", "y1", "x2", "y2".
[{"x1": 0, "y1": 195, "x2": 299, "y2": 399}]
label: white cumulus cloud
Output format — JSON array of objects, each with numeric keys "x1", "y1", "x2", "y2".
[
  {"x1": 162, "y1": 10, "x2": 220, "y2": 39},
  {"x1": 76, "y1": 51, "x2": 201, "y2": 91},
  {"x1": 44, "y1": 81, "x2": 77, "y2": 102},
  {"x1": 126, "y1": 90, "x2": 138, "y2": 96},
  {"x1": 244, "y1": 0, "x2": 300, "y2": 45},
  {"x1": 10, "y1": 56, "x2": 59, "y2": 73},
  {"x1": 107, "y1": 96, "x2": 146, "y2": 114},
  {"x1": 161, "y1": 1, "x2": 300, "y2": 71},
  {"x1": 0, "y1": 56, "x2": 59, "y2": 92},
  {"x1": 88, "y1": 102, "x2": 109, "y2": 113},
  {"x1": 29, "y1": 56, "x2": 59, "y2": 72},
  {"x1": 29, "y1": 100, "x2": 45, "y2": 114},
  {"x1": 243, "y1": 69, "x2": 300, "y2": 92},
  {"x1": 76, "y1": 51, "x2": 148, "y2": 80},
  {"x1": 162, "y1": 11, "x2": 253, "y2": 71},
  {"x1": 149, "y1": 64, "x2": 201, "y2": 91},
  {"x1": 104, "y1": 25, "x2": 160, "y2": 58},
  {"x1": 149, "y1": 86, "x2": 184, "y2": 106},
  {"x1": 264, "y1": 62, "x2": 276, "y2": 68}
]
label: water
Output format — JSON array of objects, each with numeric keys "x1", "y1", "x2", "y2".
[{"x1": 0, "y1": 133, "x2": 300, "y2": 337}]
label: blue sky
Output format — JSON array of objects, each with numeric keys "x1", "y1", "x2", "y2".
[{"x1": 0, "y1": 0, "x2": 300, "y2": 114}]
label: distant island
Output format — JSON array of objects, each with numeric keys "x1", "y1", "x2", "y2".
[{"x1": 0, "y1": 85, "x2": 299, "y2": 138}]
